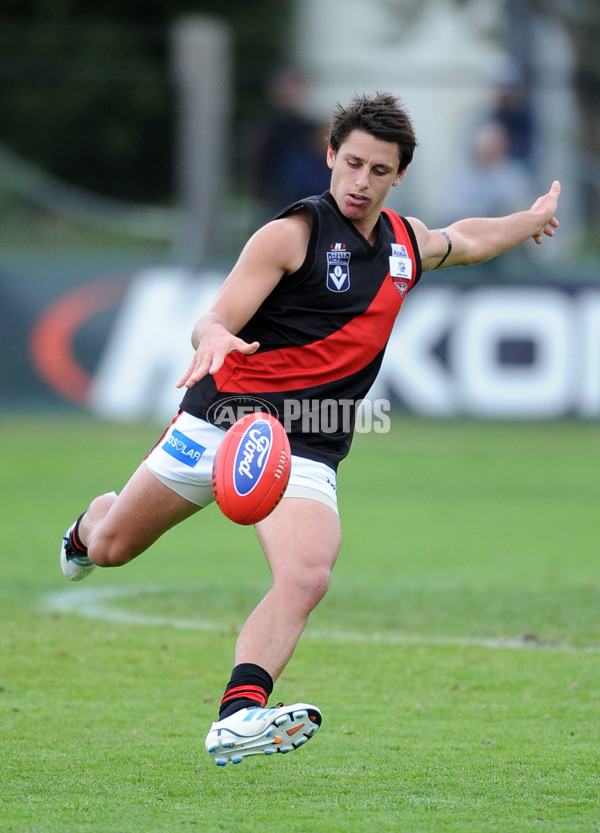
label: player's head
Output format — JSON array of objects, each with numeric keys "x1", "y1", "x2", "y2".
[{"x1": 328, "y1": 92, "x2": 418, "y2": 173}]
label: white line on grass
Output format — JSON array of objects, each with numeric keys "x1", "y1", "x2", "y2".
[{"x1": 43, "y1": 584, "x2": 600, "y2": 654}]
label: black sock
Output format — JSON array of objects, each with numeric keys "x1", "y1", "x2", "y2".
[
  {"x1": 219, "y1": 663, "x2": 274, "y2": 719},
  {"x1": 71, "y1": 513, "x2": 88, "y2": 552}
]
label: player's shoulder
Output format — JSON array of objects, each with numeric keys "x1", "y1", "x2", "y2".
[
  {"x1": 273, "y1": 204, "x2": 313, "y2": 236},
  {"x1": 404, "y1": 215, "x2": 448, "y2": 272},
  {"x1": 249, "y1": 208, "x2": 313, "y2": 272},
  {"x1": 404, "y1": 215, "x2": 429, "y2": 243}
]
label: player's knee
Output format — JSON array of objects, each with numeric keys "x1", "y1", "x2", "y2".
[
  {"x1": 281, "y1": 561, "x2": 333, "y2": 612},
  {"x1": 306, "y1": 564, "x2": 332, "y2": 608},
  {"x1": 87, "y1": 532, "x2": 136, "y2": 568},
  {"x1": 291, "y1": 536, "x2": 339, "y2": 610}
]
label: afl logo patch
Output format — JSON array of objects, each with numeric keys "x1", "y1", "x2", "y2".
[
  {"x1": 233, "y1": 420, "x2": 272, "y2": 496},
  {"x1": 326, "y1": 248, "x2": 351, "y2": 292}
]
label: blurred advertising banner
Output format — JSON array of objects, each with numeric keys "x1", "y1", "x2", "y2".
[{"x1": 3, "y1": 263, "x2": 600, "y2": 422}]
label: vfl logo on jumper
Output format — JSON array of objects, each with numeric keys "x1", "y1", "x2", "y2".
[
  {"x1": 389, "y1": 244, "x2": 412, "y2": 296},
  {"x1": 327, "y1": 244, "x2": 351, "y2": 292},
  {"x1": 162, "y1": 429, "x2": 206, "y2": 468},
  {"x1": 234, "y1": 421, "x2": 272, "y2": 495}
]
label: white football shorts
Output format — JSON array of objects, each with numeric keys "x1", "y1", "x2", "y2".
[{"x1": 145, "y1": 411, "x2": 338, "y2": 515}]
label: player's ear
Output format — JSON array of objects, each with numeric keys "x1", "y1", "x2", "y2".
[
  {"x1": 326, "y1": 145, "x2": 336, "y2": 170},
  {"x1": 392, "y1": 168, "x2": 407, "y2": 187}
]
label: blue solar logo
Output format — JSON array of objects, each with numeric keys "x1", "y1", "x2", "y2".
[{"x1": 162, "y1": 429, "x2": 206, "y2": 468}]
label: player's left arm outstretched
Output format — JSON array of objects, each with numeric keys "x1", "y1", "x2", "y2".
[{"x1": 412, "y1": 179, "x2": 561, "y2": 273}]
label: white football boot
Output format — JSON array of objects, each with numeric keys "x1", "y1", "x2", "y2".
[
  {"x1": 205, "y1": 703, "x2": 322, "y2": 766},
  {"x1": 60, "y1": 521, "x2": 96, "y2": 581}
]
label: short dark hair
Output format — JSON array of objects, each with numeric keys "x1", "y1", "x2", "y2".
[{"x1": 328, "y1": 92, "x2": 418, "y2": 172}]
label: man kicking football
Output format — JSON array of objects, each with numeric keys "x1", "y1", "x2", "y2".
[{"x1": 61, "y1": 92, "x2": 561, "y2": 765}]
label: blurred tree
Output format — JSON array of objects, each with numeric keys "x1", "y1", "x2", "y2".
[
  {"x1": 383, "y1": 0, "x2": 600, "y2": 228},
  {"x1": 530, "y1": 0, "x2": 600, "y2": 219},
  {"x1": 0, "y1": 1, "x2": 291, "y2": 201}
]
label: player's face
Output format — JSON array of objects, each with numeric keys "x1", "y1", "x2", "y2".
[{"x1": 327, "y1": 130, "x2": 405, "y2": 230}]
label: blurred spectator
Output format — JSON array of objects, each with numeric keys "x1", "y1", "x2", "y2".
[
  {"x1": 243, "y1": 65, "x2": 331, "y2": 219},
  {"x1": 437, "y1": 119, "x2": 536, "y2": 224},
  {"x1": 489, "y1": 75, "x2": 535, "y2": 167}
]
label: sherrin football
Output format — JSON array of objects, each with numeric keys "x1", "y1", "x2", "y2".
[{"x1": 212, "y1": 412, "x2": 291, "y2": 525}]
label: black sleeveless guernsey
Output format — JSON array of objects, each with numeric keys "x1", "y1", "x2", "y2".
[{"x1": 180, "y1": 191, "x2": 422, "y2": 470}]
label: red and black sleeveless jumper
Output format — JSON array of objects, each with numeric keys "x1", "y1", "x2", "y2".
[{"x1": 180, "y1": 191, "x2": 422, "y2": 470}]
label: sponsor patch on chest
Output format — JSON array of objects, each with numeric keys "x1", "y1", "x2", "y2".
[{"x1": 389, "y1": 244, "x2": 412, "y2": 296}]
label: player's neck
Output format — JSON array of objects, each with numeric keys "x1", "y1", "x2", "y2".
[{"x1": 352, "y1": 216, "x2": 379, "y2": 246}]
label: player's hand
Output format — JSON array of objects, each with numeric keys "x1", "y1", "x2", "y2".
[
  {"x1": 531, "y1": 180, "x2": 561, "y2": 245},
  {"x1": 176, "y1": 326, "x2": 259, "y2": 389}
]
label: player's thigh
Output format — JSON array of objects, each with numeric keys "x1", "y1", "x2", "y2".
[
  {"x1": 255, "y1": 497, "x2": 341, "y2": 579},
  {"x1": 93, "y1": 462, "x2": 201, "y2": 557}
]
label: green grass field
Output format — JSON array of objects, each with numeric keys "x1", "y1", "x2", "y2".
[{"x1": 2, "y1": 413, "x2": 599, "y2": 833}]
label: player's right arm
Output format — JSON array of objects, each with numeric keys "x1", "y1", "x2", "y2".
[{"x1": 177, "y1": 210, "x2": 311, "y2": 389}]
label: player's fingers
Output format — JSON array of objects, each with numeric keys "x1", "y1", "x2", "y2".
[
  {"x1": 208, "y1": 339, "x2": 259, "y2": 375},
  {"x1": 176, "y1": 360, "x2": 196, "y2": 389},
  {"x1": 178, "y1": 353, "x2": 215, "y2": 388},
  {"x1": 208, "y1": 354, "x2": 225, "y2": 375},
  {"x1": 178, "y1": 339, "x2": 260, "y2": 387},
  {"x1": 240, "y1": 340, "x2": 260, "y2": 355}
]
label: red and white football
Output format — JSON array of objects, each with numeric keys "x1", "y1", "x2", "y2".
[{"x1": 212, "y1": 412, "x2": 291, "y2": 525}]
